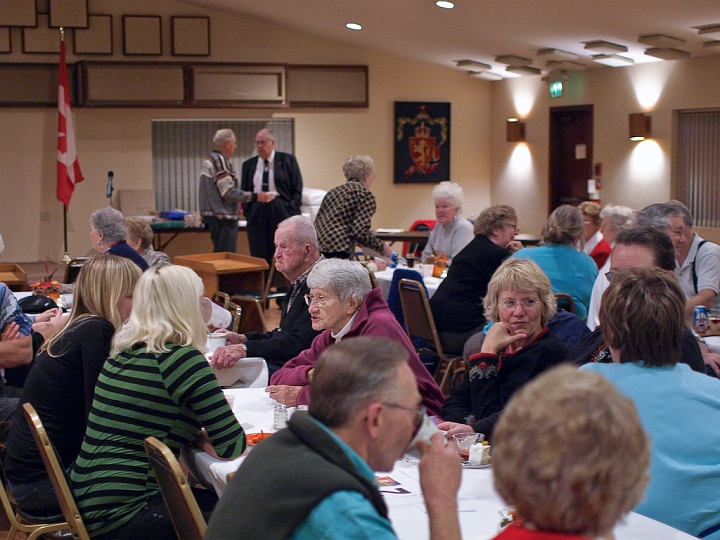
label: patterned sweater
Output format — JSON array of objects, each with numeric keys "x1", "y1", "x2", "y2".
[
  {"x1": 314, "y1": 179, "x2": 385, "y2": 255},
  {"x1": 70, "y1": 344, "x2": 245, "y2": 538}
]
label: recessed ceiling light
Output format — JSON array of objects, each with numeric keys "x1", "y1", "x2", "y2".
[
  {"x1": 583, "y1": 40, "x2": 628, "y2": 54},
  {"x1": 436, "y1": 1, "x2": 455, "y2": 8},
  {"x1": 592, "y1": 54, "x2": 634, "y2": 67},
  {"x1": 346, "y1": 22, "x2": 362, "y2": 30},
  {"x1": 644, "y1": 48, "x2": 690, "y2": 60},
  {"x1": 495, "y1": 55, "x2": 533, "y2": 66}
]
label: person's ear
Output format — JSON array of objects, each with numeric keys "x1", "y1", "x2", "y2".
[
  {"x1": 365, "y1": 403, "x2": 383, "y2": 439},
  {"x1": 345, "y1": 296, "x2": 360, "y2": 314}
]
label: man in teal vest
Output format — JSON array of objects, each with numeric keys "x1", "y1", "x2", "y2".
[{"x1": 205, "y1": 336, "x2": 462, "y2": 540}]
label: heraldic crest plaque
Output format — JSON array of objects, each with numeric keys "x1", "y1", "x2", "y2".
[{"x1": 394, "y1": 101, "x2": 450, "y2": 184}]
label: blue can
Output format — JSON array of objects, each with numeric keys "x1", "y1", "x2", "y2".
[{"x1": 694, "y1": 306, "x2": 709, "y2": 333}]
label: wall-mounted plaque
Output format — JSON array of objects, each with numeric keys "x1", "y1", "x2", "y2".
[
  {"x1": 22, "y1": 14, "x2": 59, "y2": 54},
  {"x1": 123, "y1": 15, "x2": 161, "y2": 56},
  {"x1": 49, "y1": 0, "x2": 88, "y2": 28}
]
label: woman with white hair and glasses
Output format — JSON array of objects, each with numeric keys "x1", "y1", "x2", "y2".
[
  {"x1": 421, "y1": 181, "x2": 474, "y2": 262},
  {"x1": 269, "y1": 258, "x2": 444, "y2": 416},
  {"x1": 439, "y1": 258, "x2": 568, "y2": 441}
]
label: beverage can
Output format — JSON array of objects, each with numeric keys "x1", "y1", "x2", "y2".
[{"x1": 694, "y1": 306, "x2": 709, "y2": 333}]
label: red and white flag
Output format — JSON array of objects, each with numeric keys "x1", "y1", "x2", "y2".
[{"x1": 57, "y1": 40, "x2": 83, "y2": 208}]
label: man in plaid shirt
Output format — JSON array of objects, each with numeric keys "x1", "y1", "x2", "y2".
[{"x1": 314, "y1": 155, "x2": 393, "y2": 260}]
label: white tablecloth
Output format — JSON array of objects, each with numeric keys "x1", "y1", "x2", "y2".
[
  {"x1": 198, "y1": 389, "x2": 693, "y2": 540},
  {"x1": 374, "y1": 268, "x2": 443, "y2": 299}
]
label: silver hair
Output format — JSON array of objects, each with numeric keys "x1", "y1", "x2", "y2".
[
  {"x1": 213, "y1": 129, "x2": 236, "y2": 148},
  {"x1": 307, "y1": 258, "x2": 372, "y2": 303},
  {"x1": 277, "y1": 215, "x2": 319, "y2": 251},
  {"x1": 635, "y1": 201, "x2": 692, "y2": 230},
  {"x1": 90, "y1": 207, "x2": 127, "y2": 243},
  {"x1": 432, "y1": 181, "x2": 464, "y2": 211},
  {"x1": 599, "y1": 204, "x2": 635, "y2": 232},
  {"x1": 257, "y1": 128, "x2": 275, "y2": 142},
  {"x1": 665, "y1": 200, "x2": 693, "y2": 227},
  {"x1": 343, "y1": 155, "x2": 375, "y2": 182}
]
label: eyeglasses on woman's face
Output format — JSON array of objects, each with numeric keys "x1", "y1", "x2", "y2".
[
  {"x1": 303, "y1": 294, "x2": 338, "y2": 308},
  {"x1": 499, "y1": 299, "x2": 540, "y2": 311}
]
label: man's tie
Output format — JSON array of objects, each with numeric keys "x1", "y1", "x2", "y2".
[{"x1": 262, "y1": 159, "x2": 269, "y2": 192}]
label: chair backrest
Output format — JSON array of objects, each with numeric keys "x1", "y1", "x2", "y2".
[
  {"x1": 262, "y1": 258, "x2": 289, "y2": 305},
  {"x1": 387, "y1": 269, "x2": 424, "y2": 330},
  {"x1": 398, "y1": 278, "x2": 441, "y2": 347},
  {"x1": 403, "y1": 219, "x2": 436, "y2": 257},
  {"x1": 64, "y1": 257, "x2": 91, "y2": 284},
  {"x1": 229, "y1": 295, "x2": 268, "y2": 333},
  {"x1": 555, "y1": 293, "x2": 576, "y2": 314},
  {"x1": 226, "y1": 301, "x2": 242, "y2": 333},
  {"x1": 144, "y1": 437, "x2": 207, "y2": 540},
  {"x1": 363, "y1": 265, "x2": 380, "y2": 289},
  {"x1": 22, "y1": 403, "x2": 91, "y2": 540},
  {"x1": 211, "y1": 291, "x2": 230, "y2": 310}
]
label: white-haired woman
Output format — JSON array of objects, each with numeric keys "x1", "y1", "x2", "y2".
[
  {"x1": 314, "y1": 155, "x2": 393, "y2": 260},
  {"x1": 269, "y1": 258, "x2": 444, "y2": 416},
  {"x1": 70, "y1": 265, "x2": 246, "y2": 540},
  {"x1": 422, "y1": 181, "x2": 474, "y2": 262},
  {"x1": 89, "y1": 207, "x2": 148, "y2": 271}
]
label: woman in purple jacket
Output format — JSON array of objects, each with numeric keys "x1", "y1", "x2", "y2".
[{"x1": 268, "y1": 258, "x2": 444, "y2": 416}]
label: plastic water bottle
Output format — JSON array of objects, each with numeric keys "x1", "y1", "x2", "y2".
[
  {"x1": 273, "y1": 403, "x2": 288, "y2": 430},
  {"x1": 391, "y1": 253, "x2": 398, "y2": 268}
]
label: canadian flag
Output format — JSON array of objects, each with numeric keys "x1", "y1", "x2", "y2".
[{"x1": 57, "y1": 40, "x2": 84, "y2": 208}]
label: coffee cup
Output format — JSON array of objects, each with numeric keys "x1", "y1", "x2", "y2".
[
  {"x1": 406, "y1": 413, "x2": 444, "y2": 458},
  {"x1": 207, "y1": 332, "x2": 227, "y2": 354}
]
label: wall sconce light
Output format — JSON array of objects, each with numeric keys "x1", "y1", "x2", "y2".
[
  {"x1": 507, "y1": 118, "x2": 526, "y2": 142},
  {"x1": 629, "y1": 113, "x2": 651, "y2": 141}
]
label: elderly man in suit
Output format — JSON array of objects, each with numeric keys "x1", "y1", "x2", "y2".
[{"x1": 241, "y1": 129, "x2": 304, "y2": 263}]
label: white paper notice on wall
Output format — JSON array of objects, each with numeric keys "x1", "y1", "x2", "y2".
[{"x1": 575, "y1": 144, "x2": 587, "y2": 160}]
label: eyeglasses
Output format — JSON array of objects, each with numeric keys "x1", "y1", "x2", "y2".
[
  {"x1": 303, "y1": 294, "x2": 337, "y2": 307},
  {"x1": 382, "y1": 403, "x2": 426, "y2": 427},
  {"x1": 499, "y1": 299, "x2": 540, "y2": 311},
  {"x1": 505, "y1": 223, "x2": 519, "y2": 231}
]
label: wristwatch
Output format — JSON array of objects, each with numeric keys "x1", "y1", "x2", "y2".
[{"x1": 240, "y1": 343, "x2": 248, "y2": 352}]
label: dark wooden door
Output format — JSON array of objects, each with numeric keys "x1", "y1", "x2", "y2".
[{"x1": 549, "y1": 105, "x2": 594, "y2": 211}]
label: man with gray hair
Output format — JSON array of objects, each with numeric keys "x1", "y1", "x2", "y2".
[
  {"x1": 210, "y1": 215, "x2": 322, "y2": 375},
  {"x1": 205, "y1": 337, "x2": 462, "y2": 540},
  {"x1": 241, "y1": 128, "x2": 304, "y2": 262},
  {"x1": 199, "y1": 128, "x2": 276, "y2": 252},
  {"x1": 637, "y1": 201, "x2": 720, "y2": 317}
]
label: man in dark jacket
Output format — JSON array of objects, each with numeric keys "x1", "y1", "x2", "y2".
[
  {"x1": 210, "y1": 216, "x2": 321, "y2": 375},
  {"x1": 241, "y1": 128, "x2": 303, "y2": 262}
]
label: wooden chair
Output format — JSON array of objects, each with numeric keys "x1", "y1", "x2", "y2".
[
  {"x1": 229, "y1": 295, "x2": 269, "y2": 334},
  {"x1": 0, "y1": 464, "x2": 70, "y2": 540},
  {"x1": 397, "y1": 278, "x2": 466, "y2": 396},
  {"x1": 22, "y1": 403, "x2": 91, "y2": 540},
  {"x1": 144, "y1": 437, "x2": 206, "y2": 540},
  {"x1": 232, "y1": 258, "x2": 287, "y2": 309},
  {"x1": 554, "y1": 293, "x2": 576, "y2": 314}
]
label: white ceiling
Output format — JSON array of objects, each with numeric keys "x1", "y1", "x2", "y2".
[{"x1": 176, "y1": 0, "x2": 720, "y2": 77}]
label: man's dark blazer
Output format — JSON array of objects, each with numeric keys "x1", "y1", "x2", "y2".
[
  {"x1": 240, "y1": 152, "x2": 303, "y2": 222},
  {"x1": 243, "y1": 280, "x2": 319, "y2": 375}
]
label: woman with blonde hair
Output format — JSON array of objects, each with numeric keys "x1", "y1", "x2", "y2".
[
  {"x1": 71, "y1": 265, "x2": 246, "y2": 540},
  {"x1": 512, "y1": 205, "x2": 598, "y2": 320},
  {"x1": 439, "y1": 258, "x2": 568, "y2": 440},
  {"x1": 4, "y1": 255, "x2": 141, "y2": 517},
  {"x1": 125, "y1": 216, "x2": 170, "y2": 268}
]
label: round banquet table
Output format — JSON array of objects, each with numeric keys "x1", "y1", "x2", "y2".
[
  {"x1": 196, "y1": 388, "x2": 696, "y2": 540},
  {"x1": 373, "y1": 267, "x2": 443, "y2": 299}
]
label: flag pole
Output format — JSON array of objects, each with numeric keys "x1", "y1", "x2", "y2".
[{"x1": 59, "y1": 27, "x2": 71, "y2": 265}]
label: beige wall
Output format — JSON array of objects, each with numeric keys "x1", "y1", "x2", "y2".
[
  {"x1": 0, "y1": 0, "x2": 491, "y2": 262},
  {"x1": 491, "y1": 54, "x2": 720, "y2": 240}
]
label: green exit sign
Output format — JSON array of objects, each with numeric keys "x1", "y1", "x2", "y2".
[{"x1": 549, "y1": 81, "x2": 563, "y2": 98}]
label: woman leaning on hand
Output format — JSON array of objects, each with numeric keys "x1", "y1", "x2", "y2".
[
  {"x1": 439, "y1": 258, "x2": 568, "y2": 441},
  {"x1": 70, "y1": 265, "x2": 246, "y2": 540}
]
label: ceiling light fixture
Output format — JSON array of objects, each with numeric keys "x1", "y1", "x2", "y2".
[
  {"x1": 505, "y1": 65, "x2": 542, "y2": 76},
  {"x1": 436, "y1": 1, "x2": 455, "y2": 8},
  {"x1": 455, "y1": 59, "x2": 491, "y2": 71},
  {"x1": 704, "y1": 41, "x2": 720, "y2": 49},
  {"x1": 644, "y1": 48, "x2": 690, "y2": 60},
  {"x1": 469, "y1": 71, "x2": 503, "y2": 81},
  {"x1": 546, "y1": 60, "x2": 586, "y2": 71},
  {"x1": 495, "y1": 55, "x2": 533, "y2": 66},
  {"x1": 638, "y1": 34, "x2": 685, "y2": 48},
  {"x1": 583, "y1": 40, "x2": 628, "y2": 54},
  {"x1": 629, "y1": 113, "x2": 651, "y2": 141},
  {"x1": 695, "y1": 24, "x2": 720, "y2": 39},
  {"x1": 592, "y1": 54, "x2": 634, "y2": 67},
  {"x1": 346, "y1": 22, "x2": 362, "y2": 30},
  {"x1": 537, "y1": 49, "x2": 578, "y2": 61}
]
